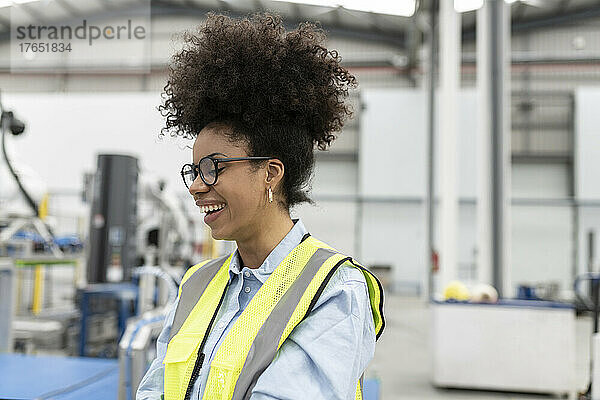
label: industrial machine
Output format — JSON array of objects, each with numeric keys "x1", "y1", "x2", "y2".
[
  {"x1": 0, "y1": 93, "x2": 84, "y2": 357},
  {"x1": 0, "y1": 93, "x2": 63, "y2": 258},
  {"x1": 0, "y1": 259, "x2": 15, "y2": 353},
  {"x1": 431, "y1": 298, "x2": 577, "y2": 398},
  {"x1": 0, "y1": 94, "x2": 194, "y2": 362},
  {"x1": 136, "y1": 172, "x2": 194, "y2": 271},
  {"x1": 86, "y1": 154, "x2": 139, "y2": 284},
  {"x1": 118, "y1": 266, "x2": 179, "y2": 400}
]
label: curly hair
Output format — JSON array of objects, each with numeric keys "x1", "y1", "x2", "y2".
[{"x1": 159, "y1": 12, "x2": 357, "y2": 211}]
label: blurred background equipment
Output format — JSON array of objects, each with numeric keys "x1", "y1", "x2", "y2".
[
  {"x1": 117, "y1": 266, "x2": 178, "y2": 400},
  {"x1": 470, "y1": 283, "x2": 499, "y2": 303},
  {"x1": 86, "y1": 154, "x2": 139, "y2": 284},
  {"x1": 442, "y1": 280, "x2": 471, "y2": 301},
  {"x1": 0, "y1": 258, "x2": 15, "y2": 353},
  {"x1": 431, "y1": 297, "x2": 576, "y2": 397}
]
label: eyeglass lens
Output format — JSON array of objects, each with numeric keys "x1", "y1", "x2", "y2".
[
  {"x1": 199, "y1": 157, "x2": 217, "y2": 184},
  {"x1": 182, "y1": 157, "x2": 218, "y2": 188},
  {"x1": 182, "y1": 165, "x2": 195, "y2": 188}
]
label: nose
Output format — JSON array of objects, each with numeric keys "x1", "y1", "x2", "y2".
[{"x1": 188, "y1": 175, "x2": 210, "y2": 196}]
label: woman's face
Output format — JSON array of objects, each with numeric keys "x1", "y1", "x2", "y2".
[{"x1": 188, "y1": 125, "x2": 269, "y2": 241}]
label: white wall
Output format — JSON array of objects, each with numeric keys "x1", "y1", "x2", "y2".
[
  {"x1": 359, "y1": 90, "x2": 428, "y2": 198},
  {"x1": 510, "y1": 204, "x2": 573, "y2": 291},
  {"x1": 575, "y1": 88, "x2": 600, "y2": 201},
  {"x1": 575, "y1": 88, "x2": 600, "y2": 276},
  {"x1": 359, "y1": 88, "x2": 578, "y2": 296},
  {"x1": 359, "y1": 89, "x2": 479, "y2": 294},
  {"x1": 510, "y1": 163, "x2": 573, "y2": 295},
  {"x1": 291, "y1": 160, "x2": 358, "y2": 257},
  {"x1": 2, "y1": 92, "x2": 186, "y2": 194},
  {"x1": 359, "y1": 89, "x2": 478, "y2": 199},
  {"x1": 358, "y1": 89, "x2": 430, "y2": 293}
]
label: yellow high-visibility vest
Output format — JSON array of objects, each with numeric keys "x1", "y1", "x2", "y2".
[{"x1": 163, "y1": 234, "x2": 385, "y2": 400}]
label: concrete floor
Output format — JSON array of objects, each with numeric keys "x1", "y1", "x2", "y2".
[{"x1": 366, "y1": 295, "x2": 593, "y2": 400}]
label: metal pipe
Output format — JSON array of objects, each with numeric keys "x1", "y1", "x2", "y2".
[
  {"x1": 426, "y1": 0, "x2": 438, "y2": 301},
  {"x1": 490, "y1": 0, "x2": 503, "y2": 297}
]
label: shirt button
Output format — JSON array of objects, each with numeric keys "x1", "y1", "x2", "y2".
[
  {"x1": 217, "y1": 321, "x2": 225, "y2": 329},
  {"x1": 244, "y1": 287, "x2": 251, "y2": 293},
  {"x1": 244, "y1": 271, "x2": 250, "y2": 278}
]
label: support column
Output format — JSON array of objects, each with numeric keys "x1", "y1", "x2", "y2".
[
  {"x1": 476, "y1": 1, "x2": 493, "y2": 288},
  {"x1": 438, "y1": 0, "x2": 461, "y2": 295},
  {"x1": 476, "y1": 0, "x2": 511, "y2": 297},
  {"x1": 426, "y1": 0, "x2": 438, "y2": 301}
]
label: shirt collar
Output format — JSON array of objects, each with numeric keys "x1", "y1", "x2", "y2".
[{"x1": 228, "y1": 218, "x2": 308, "y2": 284}]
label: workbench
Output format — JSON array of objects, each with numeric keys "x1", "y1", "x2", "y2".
[{"x1": 0, "y1": 353, "x2": 118, "y2": 399}]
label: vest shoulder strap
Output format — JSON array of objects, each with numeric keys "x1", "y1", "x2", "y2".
[
  {"x1": 296, "y1": 255, "x2": 385, "y2": 340},
  {"x1": 179, "y1": 260, "x2": 210, "y2": 296},
  {"x1": 344, "y1": 259, "x2": 386, "y2": 340},
  {"x1": 170, "y1": 253, "x2": 232, "y2": 341},
  {"x1": 163, "y1": 256, "x2": 232, "y2": 400}
]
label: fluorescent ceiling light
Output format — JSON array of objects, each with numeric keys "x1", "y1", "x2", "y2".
[
  {"x1": 454, "y1": 0, "x2": 520, "y2": 12},
  {"x1": 454, "y1": 0, "x2": 483, "y2": 12},
  {"x1": 0, "y1": 0, "x2": 43, "y2": 7},
  {"x1": 270, "y1": 0, "x2": 417, "y2": 17}
]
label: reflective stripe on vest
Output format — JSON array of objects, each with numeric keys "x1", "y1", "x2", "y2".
[
  {"x1": 163, "y1": 253, "x2": 234, "y2": 400},
  {"x1": 163, "y1": 235, "x2": 385, "y2": 400},
  {"x1": 169, "y1": 254, "x2": 231, "y2": 342}
]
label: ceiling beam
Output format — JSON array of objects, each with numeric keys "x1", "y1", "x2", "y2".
[
  {"x1": 512, "y1": 1, "x2": 527, "y2": 22},
  {"x1": 54, "y1": 0, "x2": 81, "y2": 18},
  {"x1": 215, "y1": 0, "x2": 230, "y2": 12},
  {"x1": 94, "y1": 0, "x2": 118, "y2": 11},
  {"x1": 463, "y1": 4, "x2": 600, "y2": 41},
  {"x1": 17, "y1": 2, "x2": 48, "y2": 24},
  {"x1": 558, "y1": 0, "x2": 572, "y2": 12},
  {"x1": 511, "y1": 4, "x2": 600, "y2": 32},
  {"x1": 0, "y1": 14, "x2": 9, "y2": 29},
  {"x1": 252, "y1": 0, "x2": 264, "y2": 12}
]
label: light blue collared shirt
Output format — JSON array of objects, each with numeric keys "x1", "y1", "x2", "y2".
[{"x1": 137, "y1": 218, "x2": 376, "y2": 400}]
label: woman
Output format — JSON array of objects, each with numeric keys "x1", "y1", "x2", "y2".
[{"x1": 137, "y1": 12, "x2": 384, "y2": 400}]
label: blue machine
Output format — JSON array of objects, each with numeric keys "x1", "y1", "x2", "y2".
[{"x1": 78, "y1": 283, "x2": 138, "y2": 357}]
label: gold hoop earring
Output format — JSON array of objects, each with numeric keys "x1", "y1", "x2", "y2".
[{"x1": 268, "y1": 187, "x2": 273, "y2": 203}]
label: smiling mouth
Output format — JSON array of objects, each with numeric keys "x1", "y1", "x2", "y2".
[
  {"x1": 198, "y1": 203, "x2": 227, "y2": 214},
  {"x1": 203, "y1": 203, "x2": 227, "y2": 224},
  {"x1": 206, "y1": 207, "x2": 223, "y2": 215}
]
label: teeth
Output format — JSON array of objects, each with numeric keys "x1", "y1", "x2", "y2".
[{"x1": 200, "y1": 204, "x2": 226, "y2": 213}]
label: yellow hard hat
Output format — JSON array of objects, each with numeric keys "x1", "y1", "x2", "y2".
[{"x1": 443, "y1": 280, "x2": 471, "y2": 301}]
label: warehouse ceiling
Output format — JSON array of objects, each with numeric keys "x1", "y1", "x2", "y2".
[{"x1": 0, "y1": 0, "x2": 599, "y2": 46}]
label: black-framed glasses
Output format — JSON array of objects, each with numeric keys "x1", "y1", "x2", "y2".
[{"x1": 181, "y1": 156, "x2": 275, "y2": 189}]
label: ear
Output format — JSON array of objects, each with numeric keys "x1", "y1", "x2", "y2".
[{"x1": 265, "y1": 159, "x2": 284, "y2": 190}]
